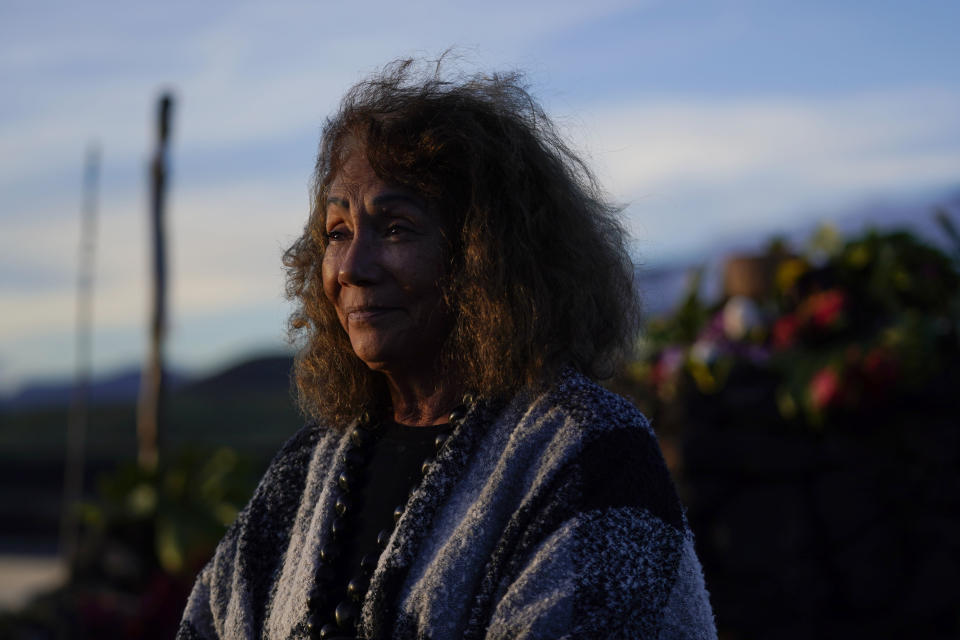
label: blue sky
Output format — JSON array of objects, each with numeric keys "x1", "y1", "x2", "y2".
[{"x1": 2, "y1": 0, "x2": 959, "y2": 392}]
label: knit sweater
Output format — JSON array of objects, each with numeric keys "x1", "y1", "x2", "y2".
[{"x1": 177, "y1": 369, "x2": 717, "y2": 639}]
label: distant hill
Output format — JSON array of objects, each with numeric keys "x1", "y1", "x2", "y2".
[
  {"x1": 0, "y1": 354, "x2": 294, "y2": 412},
  {"x1": 676, "y1": 187, "x2": 959, "y2": 266},
  {"x1": 0, "y1": 369, "x2": 186, "y2": 411},
  {"x1": 0, "y1": 352, "x2": 301, "y2": 555},
  {"x1": 180, "y1": 354, "x2": 294, "y2": 397}
]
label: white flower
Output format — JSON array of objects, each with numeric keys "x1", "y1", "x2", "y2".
[
  {"x1": 722, "y1": 295, "x2": 762, "y2": 341},
  {"x1": 690, "y1": 339, "x2": 720, "y2": 365}
]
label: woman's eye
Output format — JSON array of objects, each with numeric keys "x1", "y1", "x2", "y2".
[
  {"x1": 385, "y1": 224, "x2": 409, "y2": 237},
  {"x1": 325, "y1": 229, "x2": 348, "y2": 241}
]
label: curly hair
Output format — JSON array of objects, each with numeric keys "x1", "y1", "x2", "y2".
[{"x1": 283, "y1": 58, "x2": 640, "y2": 424}]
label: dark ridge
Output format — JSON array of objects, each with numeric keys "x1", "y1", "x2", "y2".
[
  {"x1": 2, "y1": 369, "x2": 188, "y2": 412},
  {"x1": 179, "y1": 354, "x2": 294, "y2": 397}
]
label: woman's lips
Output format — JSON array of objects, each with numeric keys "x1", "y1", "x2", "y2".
[{"x1": 347, "y1": 307, "x2": 399, "y2": 322}]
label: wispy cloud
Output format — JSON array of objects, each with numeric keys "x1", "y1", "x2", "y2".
[
  {"x1": 566, "y1": 89, "x2": 960, "y2": 258},
  {"x1": 0, "y1": 0, "x2": 642, "y2": 190},
  {"x1": 8, "y1": 87, "x2": 956, "y2": 331}
]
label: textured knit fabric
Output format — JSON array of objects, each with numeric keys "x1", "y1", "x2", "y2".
[{"x1": 177, "y1": 369, "x2": 717, "y2": 639}]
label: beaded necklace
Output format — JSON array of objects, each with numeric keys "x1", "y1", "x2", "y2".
[{"x1": 306, "y1": 401, "x2": 470, "y2": 639}]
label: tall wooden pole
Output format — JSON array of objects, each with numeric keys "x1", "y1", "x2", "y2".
[
  {"x1": 60, "y1": 143, "x2": 100, "y2": 565},
  {"x1": 137, "y1": 93, "x2": 173, "y2": 472}
]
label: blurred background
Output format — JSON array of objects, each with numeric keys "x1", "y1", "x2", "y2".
[{"x1": 1, "y1": 1, "x2": 958, "y2": 638}]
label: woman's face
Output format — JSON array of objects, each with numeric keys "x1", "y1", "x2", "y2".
[{"x1": 321, "y1": 153, "x2": 450, "y2": 378}]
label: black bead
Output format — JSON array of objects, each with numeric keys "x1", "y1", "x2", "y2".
[
  {"x1": 421, "y1": 457, "x2": 434, "y2": 476},
  {"x1": 392, "y1": 504, "x2": 404, "y2": 524},
  {"x1": 335, "y1": 495, "x2": 351, "y2": 517},
  {"x1": 334, "y1": 600, "x2": 359, "y2": 628},
  {"x1": 361, "y1": 414, "x2": 381, "y2": 431},
  {"x1": 358, "y1": 409, "x2": 371, "y2": 426},
  {"x1": 340, "y1": 448, "x2": 364, "y2": 469},
  {"x1": 347, "y1": 575, "x2": 369, "y2": 602},
  {"x1": 434, "y1": 433, "x2": 449, "y2": 452},
  {"x1": 449, "y1": 405, "x2": 467, "y2": 423},
  {"x1": 337, "y1": 471, "x2": 353, "y2": 492},
  {"x1": 376, "y1": 528, "x2": 391, "y2": 548},
  {"x1": 331, "y1": 516, "x2": 349, "y2": 539},
  {"x1": 360, "y1": 552, "x2": 379, "y2": 575},
  {"x1": 316, "y1": 563, "x2": 336, "y2": 586},
  {"x1": 349, "y1": 427, "x2": 367, "y2": 447},
  {"x1": 308, "y1": 588, "x2": 330, "y2": 612},
  {"x1": 318, "y1": 622, "x2": 339, "y2": 638},
  {"x1": 319, "y1": 542, "x2": 341, "y2": 564}
]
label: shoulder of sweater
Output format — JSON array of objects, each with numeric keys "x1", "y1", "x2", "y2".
[
  {"x1": 533, "y1": 367, "x2": 652, "y2": 439},
  {"x1": 526, "y1": 368, "x2": 684, "y2": 530},
  {"x1": 205, "y1": 422, "x2": 334, "y2": 605},
  {"x1": 238, "y1": 421, "x2": 331, "y2": 519},
  {"x1": 270, "y1": 420, "x2": 328, "y2": 465}
]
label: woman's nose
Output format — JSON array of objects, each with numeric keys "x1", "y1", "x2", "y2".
[{"x1": 338, "y1": 232, "x2": 380, "y2": 286}]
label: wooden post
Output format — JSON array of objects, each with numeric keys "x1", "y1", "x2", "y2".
[
  {"x1": 137, "y1": 93, "x2": 173, "y2": 472},
  {"x1": 60, "y1": 143, "x2": 100, "y2": 565}
]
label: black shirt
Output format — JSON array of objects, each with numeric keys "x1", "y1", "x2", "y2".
[{"x1": 318, "y1": 419, "x2": 452, "y2": 636}]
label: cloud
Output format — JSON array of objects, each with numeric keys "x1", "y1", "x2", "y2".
[
  {"x1": 7, "y1": 87, "x2": 957, "y2": 340},
  {"x1": 1, "y1": 175, "x2": 305, "y2": 333},
  {"x1": 1, "y1": 0, "x2": 643, "y2": 194},
  {"x1": 562, "y1": 88, "x2": 960, "y2": 258}
]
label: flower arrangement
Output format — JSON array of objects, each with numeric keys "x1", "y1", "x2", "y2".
[{"x1": 628, "y1": 219, "x2": 960, "y2": 433}]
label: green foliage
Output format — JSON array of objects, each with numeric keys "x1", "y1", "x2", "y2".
[
  {"x1": 78, "y1": 446, "x2": 259, "y2": 577},
  {"x1": 626, "y1": 217, "x2": 960, "y2": 433},
  {"x1": 0, "y1": 446, "x2": 262, "y2": 639},
  {"x1": 654, "y1": 267, "x2": 710, "y2": 345}
]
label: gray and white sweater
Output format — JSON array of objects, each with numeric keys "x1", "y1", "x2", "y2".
[{"x1": 177, "y1": 369, "x2": 716, "y2": 639}]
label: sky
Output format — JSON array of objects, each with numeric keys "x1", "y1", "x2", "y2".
[{"x1": 2, "y1": 0, "x2": 959, "y2": 393}]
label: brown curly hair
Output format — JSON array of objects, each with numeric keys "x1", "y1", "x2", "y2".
[{"x1": 283, "y1": 58, "x2": 640, "y2": 424}]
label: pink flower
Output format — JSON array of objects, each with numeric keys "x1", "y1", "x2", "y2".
[
  {"x1": 806, "y1": 289, "x2": 846, "y2": 328},
  {"x1": 660, "y1": 347, "x2": 685, "y2": 377},
  {"x1": 650, "y1": 347, "x2": 684, "y2": 388},
  {"x1": 772, "y1": 314, "x2": 800, "y2": 350},
  {"x1": 809, "y1": 367, "x2": 841, "y2": 411},
  {"x1": 862, "y1": 347, "x2": 898, "y2": 392}
]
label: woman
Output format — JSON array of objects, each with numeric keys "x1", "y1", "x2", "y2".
[{"x1": 178, "y1": 59, "x2": 716, "y2": 639}]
